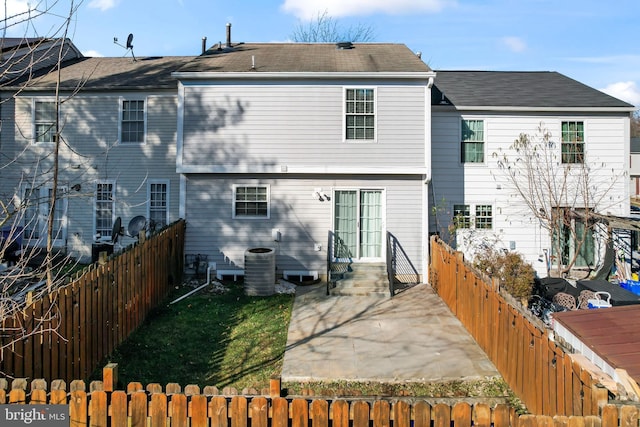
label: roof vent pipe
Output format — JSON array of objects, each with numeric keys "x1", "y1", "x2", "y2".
[
  {"x1": 226, "y1": 22, "x2": 232, "y2": 48},
  {"x1": 202, "y1": 37, "x2": 207, "y2": 54}
]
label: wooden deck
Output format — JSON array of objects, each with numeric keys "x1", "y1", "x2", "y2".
[{"x1": 553, "y1": 305, "x2": 640, "y2": 384}]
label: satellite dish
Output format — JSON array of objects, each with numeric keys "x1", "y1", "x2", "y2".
[
  {"x1": 128, "y1": 215, "x2": 147, "y2": 238},
  {"x1": 111, "y1": 216, "x2": 122, "y2": 244},
  {"x1": 114, "y1": 33, "x2": 136, "y2": 61}
]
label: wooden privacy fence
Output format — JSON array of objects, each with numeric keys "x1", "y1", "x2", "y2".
[
  {"x1": 429, "y1": 236, "x2": 612, "y2": 417},
  {"x1": 1, "y1": 375, "x2": 640, "y2": 427},
  {"x1": 0, "y1": 220, "x2": 186, "y2": 384}
]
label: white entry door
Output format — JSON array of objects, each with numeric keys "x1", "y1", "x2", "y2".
[{"x1": 333, "y1": 189, "x2": 384, "y2": 261}]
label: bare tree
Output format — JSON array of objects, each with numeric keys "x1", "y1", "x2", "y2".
[
  {"x1": 632, "y1": 110, "x2": 640, "y2": 137},
  {"x1": 494, "y1": 124, "x2": 624, "y2": 276},
  {"x1": 290, "y1": 10, "x2": 375, "y2": 43},
  {"x1": 0, "y1": 0, "x2": 85, "y2": 366}
]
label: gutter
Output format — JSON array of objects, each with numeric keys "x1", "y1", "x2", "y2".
[
  {"x1": 172, "y1": 71, "x2": 437, "y2": 81},
  {"x1": 433, "y1": 105, "x2": 636, "y2": 113}
]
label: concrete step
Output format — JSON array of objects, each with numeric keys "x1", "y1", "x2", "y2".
[{"x1": 330, "y1": 262, "x2": 390, "y2": 297}]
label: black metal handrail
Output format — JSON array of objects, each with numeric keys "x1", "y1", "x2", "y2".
[
  {"x1": 386, "y1": 231, "x2": 395, "y2": 296},
  {"x1": 326, "y1": 230, "x2": 333, "y2": 295}
]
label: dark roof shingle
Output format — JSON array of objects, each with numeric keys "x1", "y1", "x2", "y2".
[{"x1": 432, "y1": 70, "x2": 634, "y2": 109}]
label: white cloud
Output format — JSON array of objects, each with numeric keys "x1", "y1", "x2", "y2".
[
  {"x1": 88, "y1": 0, "x2": 119, "y2": 12},
  {"x1": 0, "y1": 0, "x2": 37, "y2": 33},
  {"x1": 82, "y1": 50, "x2": 104, "y2": 57},
  {"x1": 501, "y1": 37, "x2": 526, "y2": 53},
  {"x1": 281, "y1": 0, "x2": 455, "y2": 20},
  {"x1": 0, "y1": 0, "x2": 31, "y2": 20},
  {"x1": 600, "y1": 81, "x2": 640, "y2": 107}
]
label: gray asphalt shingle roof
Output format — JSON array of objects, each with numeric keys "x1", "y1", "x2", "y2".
[
  {"x1": 177, "y1": 42, "x2": 432, "y2": 73},
  {"x1": 20, "y1": 56, "x2": 194, "y2": 90},
  {"x1": 432, "y1": 70, "x2": 634, "y2": 109}
]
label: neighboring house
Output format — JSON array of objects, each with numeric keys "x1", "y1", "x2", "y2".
[
  {"x1": 430, "y1": 71, "x2": 635, "y2": 277},
  {"x1": 0, "y1": 54, "x2": 191, "y2": 261},
  {"x1": 0, "y1": 37, "x2": 82, "y2": 84},
  {"x1": 630, "y1": 137, "x2": 640, "y2": 200},
  {"x1": 172, "y1": 41, "x2": 435, "y2": 282},
  {"x1": 0, "y1": 33, "x2": 635, "y2": 283}
]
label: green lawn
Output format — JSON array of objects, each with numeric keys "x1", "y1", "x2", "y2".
[
  {"x1": 96, "y1": 280, "x2": 517, "y2": 403},
  {"x1": 98, "y1": 281, "x2": 294, "y2": 391}
]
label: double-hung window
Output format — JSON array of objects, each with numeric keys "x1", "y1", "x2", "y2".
[
  {"x1": 34, "y1": 100, "x2": 56, "y2": 144},
  {"x1": 22, "y1": 186, "x2": 67, "y2": 245},
  {"x1": 561, "y1": 121, "x2": 584, "y2": 164},
  {"x1": 345, "y1": 88, "x2": 375, "y2": 141},
  {"x1": 475, "y1": 205, "x2": 493, "y2": 229},
  {"x1": 148, "y1": 180, "x2": 169, "y2": 230},
  {"x1": 453, "y1": 204, "x2": 471, "y2": 229},
  {"x1": 120, "y1": 99, "x2": 146, "y2": 144},
  {"x1": 95, "y1": 181, "x2": 115, "y2": 239},
  {"x1": 233, "y1": 185, "x2": 269, "y2": 219},
  {"x1": 461, "y1": 119, "x2": 484, "y2": 163}
]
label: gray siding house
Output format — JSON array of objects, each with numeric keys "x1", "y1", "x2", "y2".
[
  {"x1": 0, "y1": 55, "x2": 191, "y2": 260},
  {"x1": 173, "y1": 42, "x2": 435, "y2": 283},
  {"x1": 430, "y1": 71, "x2": 635, "y2": 277},
  {"x1": 1, "y1": 35, "x2": 635, "y2": 286}
]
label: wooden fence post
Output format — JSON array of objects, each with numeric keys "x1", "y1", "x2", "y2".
[
  {"x1": 270, "y1": 376, "x2": 281, "y2": 398},
  {"x1": 102, "y1": 363, "x2": 118, "y2": 392}
]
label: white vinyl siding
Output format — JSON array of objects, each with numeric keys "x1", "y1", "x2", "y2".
[
  {"x1": 179, "y1": 83, "x2": 427, "y2": 171},
  {"x1": 431, "y1": 111, "x2": 628, "y2": 277},
  {"x1": 7, "y1": 94, "x2": 181, "y2": 261},
  {"x1": 184, "y1": 176, "x2": 425, "y2": 279}
]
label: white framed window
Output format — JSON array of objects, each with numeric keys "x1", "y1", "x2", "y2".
[
  {"x1": 22, "y1": 185, "x2": 68, "y2": 245},
  {"x1": 33, "y1": 99, "x2": 57, "y2": 144},
  {"x1": 233, "y1": 185, "x2": 270, "y2": 219},
  {"x1": 452, "y1": 203, "x2": 492, "y2": 230},
  {"x1": 345, "y1": 88, "x2": 375, "y2": 141},
  {"x1": 453, "y1": 204, "x2": 471, "y2": 229},
  {"x1": 552, "y1": 207, "x2": 594, "y2": 267},
  {"x1": 119, "y1": 98, "x2": 146, "y2": 144},
  {"x1": 475, "y1": 205, "x2": 493, "y2": 229},
  {"x1": 148, "y1": 180, "x2": 169, "y2": 231},
  {"x1": 561, "y1": 120, "x2": 584, "y2": 164},
  {"x1": 461, "y1": 119, "x2": 484, "y2": 163},
  {"x1": 95, "y1": 181, "x2": 115, "y2": 240}
]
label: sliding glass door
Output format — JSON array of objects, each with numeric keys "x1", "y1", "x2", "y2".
[{"x1": 333, "y1": 189, "x2": 383, "y2": 261}]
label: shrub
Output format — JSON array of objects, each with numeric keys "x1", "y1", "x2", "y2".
[{"x1": 474, "y1": 248, "x2": 535, "y2": 300}]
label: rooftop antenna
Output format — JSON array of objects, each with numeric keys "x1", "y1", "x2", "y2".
[{"x1": 113, "y1": 33, "x2": 136, "y2": 61}]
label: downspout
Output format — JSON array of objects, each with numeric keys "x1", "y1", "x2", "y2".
[{"x1": 424, "y1": 75, "x2": 435, "y2": 283}]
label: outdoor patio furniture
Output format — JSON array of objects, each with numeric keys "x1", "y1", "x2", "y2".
[
  {"x1": 578, "y1": 290, "x2": 596, "y2": 309},
  {"x1": 587, "y1": 291, "x2": 612, "y2": 309},
  {"x1": 552, "y1": 292, "x2": 577, "y2": 311},
  {"x1": 576, "y1": 279, "x2": 640, "y2": 306}
]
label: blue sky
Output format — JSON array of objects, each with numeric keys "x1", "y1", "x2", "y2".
[{"x1": 6, "y1": 0, "x2": 640, "y2": 106}]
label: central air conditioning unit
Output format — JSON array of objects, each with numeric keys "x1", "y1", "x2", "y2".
[{"x1": 244, "y1": 247, "x2": 276, "y2": 296}]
